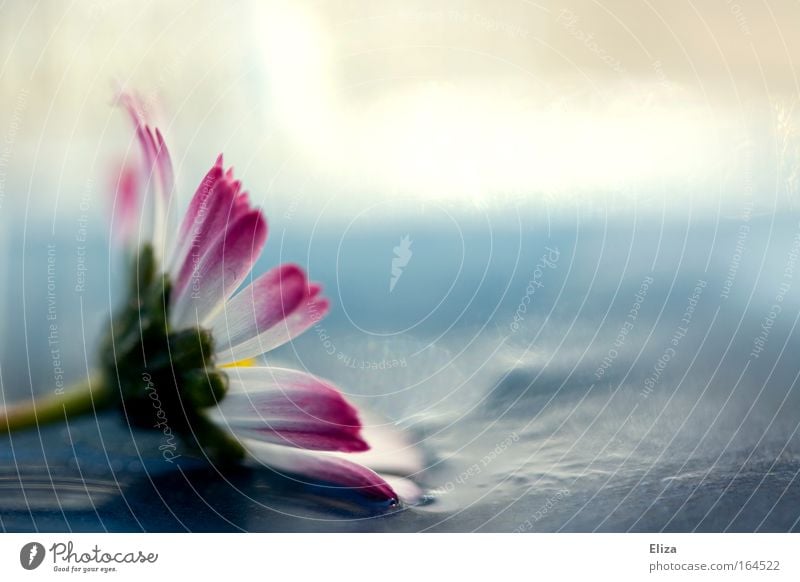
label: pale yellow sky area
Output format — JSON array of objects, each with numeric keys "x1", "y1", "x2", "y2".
[{"x1": 0, "y1": 0, "x2": 798, "y2": 219}]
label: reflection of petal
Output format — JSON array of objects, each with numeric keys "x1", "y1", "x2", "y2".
[{"x1": 246, "y1": 441, "x2": 398, "y2": 502}]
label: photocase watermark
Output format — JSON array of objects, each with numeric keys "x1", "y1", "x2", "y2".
[
  {"x1": 389, "y1": 235, "x2": 413, "y2": 292},
  {"x1": 557, "y1": 9, "x2": 625, "y2": 74},
  {"x1": 312, "y1": 322, "x2": 407, "y2": 370},
  {"x1": 283, "y1": 195, "x2": 299, "y2": 221},
  {"x1": 74, "y1": 179, "x2": 94, "y2": 294},
  {"x1": 46, "y1": 244, "x2": 66, "y2": 395},
  {"x1": 595, "y1": 275, "x2": 654, "y2": 379},
  {"x1": 725, "y1": 0, "x2": 752, "y2": 37},
  {"x1": 721, "y1": 200, "x2": 753, "y2": 300},
  {"x1": 86, "y1": 0, "x2": 124, "y2": 21},
  {"x1": 750, "y1": 225, "x2": 800, "y2": 359},
  {"x1": 402, "y1": 8, "x2": 531, "y2": 40},
  {"x1": 479, "y1": 431, "x2": 520, "y2": 467},
  {"x1": 20, "y1": 542, "x2": 45, "y2": 570},
  {"x1": 510, "y1": 247, "x2": 560, "y2": 333},
  {"x1": 339, "y1": 353, "x2": 407, "y2": 370},
  {"x1": 30, "y1": 540, "x2": 159, "y2": 574},
  {"x1": 307, "y1": 299, "x2": 406, "y2": 369},
  {"x1": 651, "y1": 60, "x2": 671, "y2": 91},
  {"x1": 513, "y1": 489, "x2": 571, "y2": 532},
  {"x1": 776, "y1": 104, "x2": 800, "y2": 206},
  {"x1": 641, "y1": 279, "x2": 706, "y2": 398},
  {"x1": 0, "y1": 87, "x2": 29, "y2": 211},
  {"x1": 431, "y1": 432, "x2": 519, "y2": 494},
  {"x1": 186, "y1": 173, "x2": 215, "y2": 300},
  {"x1": 141, "y1": 373, "x2": 180, "y2": 463}
]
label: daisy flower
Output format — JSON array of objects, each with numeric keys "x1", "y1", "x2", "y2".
[{"x1": 2, "y1": 92, "x2": 422, "y2": 505}]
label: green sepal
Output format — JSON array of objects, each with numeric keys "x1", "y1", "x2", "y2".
[
  {"x1": 189, "y1": 413, "x2": 247, "y2": 466},
  {"x1": 181, "y1": 369, "x2": 229, "y2": 409},
  {"x1": 101, "y1": 243, "x2": 237, "y2": 465}
]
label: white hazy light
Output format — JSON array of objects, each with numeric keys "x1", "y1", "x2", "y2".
[
  {"x1": 351, "y1": 86, "x2": 713, "y2": 198},
  {"x1": 257, "y1": 3, "x2": 333, "y2": 146},
  {"x1": 257, "y1": 8, "x2": 718, "y2": 205}
]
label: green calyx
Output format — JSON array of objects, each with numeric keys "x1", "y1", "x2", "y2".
[{"x1": 100, "y1": 244, "x2": 245, "y2": 464}]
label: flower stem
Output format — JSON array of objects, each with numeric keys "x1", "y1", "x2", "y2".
[{"x1": 0, "y1": 374, "x2": 112, "y2": 434}]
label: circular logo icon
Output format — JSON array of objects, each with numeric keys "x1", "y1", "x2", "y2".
[{"x1": 19, "y1": 542, "x2": 45, "y2": 570}]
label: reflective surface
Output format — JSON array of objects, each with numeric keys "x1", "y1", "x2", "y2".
[{"x1": 2, "y1": 215, "x2": 799, "y2": 531}]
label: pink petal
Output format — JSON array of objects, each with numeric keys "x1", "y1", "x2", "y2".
[
  {"x1": 115, "y1": 91, "x2": 175, "y2": 251},
  {"x1": 170, "y1": 209, "x2": 267, "y2": 328},
  {"x1": 208, "y1": 264, "x2": 308, "y2": 353},
  {"x1": 169, "y1": 156, "x2": 225, "y2": 273},
  {"x1": 214, "y1": 285, "x2": 330, "y2": 363},
  {"x1": 172, "y1": 180, "x2": 241, "y2": 293},
  {"x1": 244, "y1": 441, "x2": 398, "y2": 502},
  {"x1": 215, "y1": 367, "x2": 367, "y2": 452},
  {"x1": 169, "y1": 160, "x2": 260, "y2": 300},
  {"x1": 110, "y1": 161, "x2": 141, "y2": 245},
  {"x1": 117, "y1": 92, "x2": 173, "y2": 199},
  {"x1": 154, "y1": 128, "x2": 174, "y2": 195}
]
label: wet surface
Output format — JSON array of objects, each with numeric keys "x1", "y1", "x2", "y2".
[{"x1": 2, "y1": 214, "x2": 800, "y2": 531}]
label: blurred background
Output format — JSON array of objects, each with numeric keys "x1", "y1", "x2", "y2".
[{"x1": 1, "y1": 0, "x2": 800, "y2": 532}]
